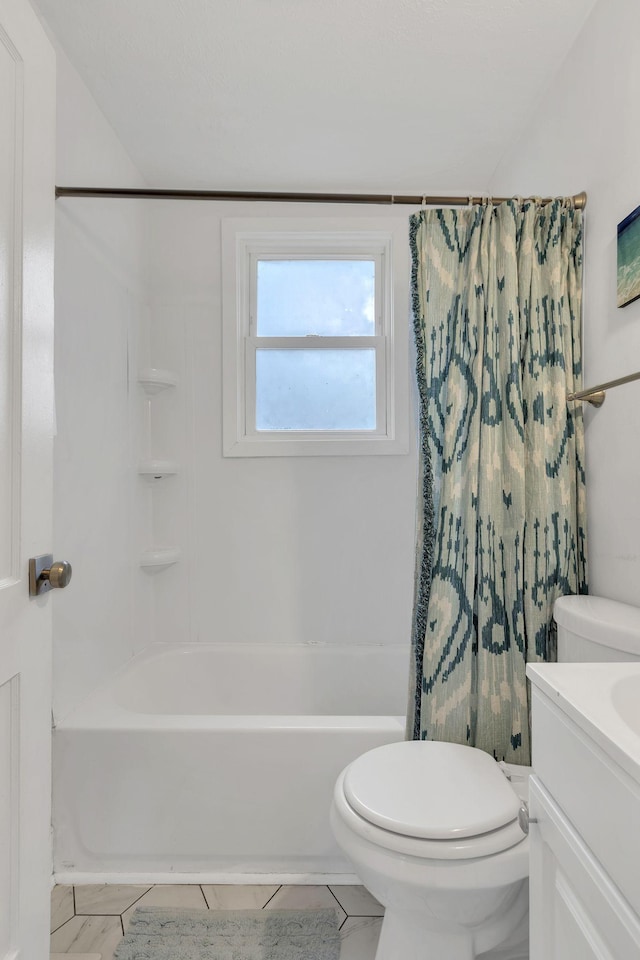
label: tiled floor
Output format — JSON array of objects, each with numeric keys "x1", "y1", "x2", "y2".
[{"x1": 50, "y1": 883, "x2": 383, "y2": 959}]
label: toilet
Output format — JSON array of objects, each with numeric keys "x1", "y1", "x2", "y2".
[{"x1": 330, "y1": 595, "x2": 640, "y2": 960}]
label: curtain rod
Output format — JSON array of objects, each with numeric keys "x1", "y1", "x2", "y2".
[{"x1": 55, "y1": 186, "x2": 588, "y2": 209}]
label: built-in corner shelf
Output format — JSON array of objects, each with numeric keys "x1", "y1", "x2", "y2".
[
  {"x1": 137, "y1": 369, "x2": 180, "y2": 567},
  {"x1": 138, "y1": 368, "x2": 178, "y2": 395},
  {"x1": 140, "y1": 548, "x2": 181, "y2": 572},
  {"x1": 138, "y1": 460, "x2": 178, "y2": 480}
]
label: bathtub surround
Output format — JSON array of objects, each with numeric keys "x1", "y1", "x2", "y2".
[
  {"x1": 114, "y1": 908, "x2": 341, "y2": 960},
  {"x1": 52, "y1": 123, "x2": 417, "y2": 715},
  {"x1": 408, "y1": 201, "x2": 587, "y2": 763}
]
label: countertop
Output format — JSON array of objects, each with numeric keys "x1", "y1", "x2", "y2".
[{"x1": 527, "y1": 661, "x2": 640, "y2": 787}]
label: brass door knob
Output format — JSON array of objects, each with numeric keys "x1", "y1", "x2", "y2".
[
  {"x1": 29, "y1": 555, "x2": 73, "y2": 596},
  {"x1": 43, "y1": 561, "x2": 72, "y2": 589}
]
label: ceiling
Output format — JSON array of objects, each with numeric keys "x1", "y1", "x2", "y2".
[{"x1": 32, "y1": 0, "x2": 598, "y2": 193}]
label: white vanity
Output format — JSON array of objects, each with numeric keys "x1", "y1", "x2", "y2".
[{"x1": 527, "y1": 661, "x2": 640, "y2": 959}]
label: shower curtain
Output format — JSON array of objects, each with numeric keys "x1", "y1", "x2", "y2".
[{"x1": 408, "y1": 199, "x2": 587, "y2": 764}]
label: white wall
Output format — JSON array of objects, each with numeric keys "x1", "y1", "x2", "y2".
[
  {"x1": 51, "y1": 48, "x2": 417, "y2": 722},
  {"x1": 490, "y1": 0, "x2": 640, "y2": 607},
  {"x1": 52, "y1": 48, "x2": 153, "y2": 720},
  {"x1": 146, "y1": 201, "x2": 417, "y2": 650}
]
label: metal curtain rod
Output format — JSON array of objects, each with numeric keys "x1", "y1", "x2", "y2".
[
  {"x1": 567, "y1": 370, "x2": 640, "y2": 408},
  {"x1": 54, "y1": 186, "x2": 588, "y2": 209}
]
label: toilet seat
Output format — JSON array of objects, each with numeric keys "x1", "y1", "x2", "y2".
[{"x1": 338, "y1": 740, "x2": 527, "y2": 861}]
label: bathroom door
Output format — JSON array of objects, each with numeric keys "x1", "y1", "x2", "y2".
[{"x1": 0, "y1": 0, "x2": 56, "y2": 957}]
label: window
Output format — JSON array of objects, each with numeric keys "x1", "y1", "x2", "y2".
[{"x1": 222, "y1": 218, "x2": 409, "y2": 456}]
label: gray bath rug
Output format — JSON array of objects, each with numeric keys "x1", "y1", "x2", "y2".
[{"x1": 113, "y1": 906, "x2": 341, "y2": 960}]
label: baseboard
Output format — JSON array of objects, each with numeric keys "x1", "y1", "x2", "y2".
[{"x1": 53, "y1": 870, "x2": 361, "y2": 886}]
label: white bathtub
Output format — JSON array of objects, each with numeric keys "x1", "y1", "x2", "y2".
[{"x1": 53, "y1": 643, "x2": 408, "y2": 882}]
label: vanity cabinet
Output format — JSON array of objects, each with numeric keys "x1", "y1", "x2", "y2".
[
  {"x1": 528, "y1": 666, "x2": 640, "y2": 960},
  {"x1": 529, "y1": 777, "x2": 640, "y2": 958}
]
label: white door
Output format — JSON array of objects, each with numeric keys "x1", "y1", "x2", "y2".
[{"x1": 0, "y1": 0, "x2": 56, "y2": 956}]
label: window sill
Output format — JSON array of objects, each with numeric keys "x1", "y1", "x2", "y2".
[{"x1": 223, "y1": 433, "x2": 409, "y2": 458}]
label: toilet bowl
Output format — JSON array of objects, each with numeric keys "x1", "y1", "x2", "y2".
[
  {"x1": 330, "y1": 595, "x2": 640, "y2": 959},
  {"x1": 330, "y1": 740, "x2": 530, "y2": 960}
]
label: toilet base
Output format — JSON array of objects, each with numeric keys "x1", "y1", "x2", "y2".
[
  {"x1": 375, "y1": 908, "x2": 475, "y2": 960},
  {"x1": 477, "y1": 905, "x2": 529, "y2": 959},
  {"x1": 372, "y1": 881, "x2": 529, "y2": 960}
]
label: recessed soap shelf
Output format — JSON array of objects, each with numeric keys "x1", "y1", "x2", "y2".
[
  {"x1": 138, "y1": 368, "x2": 178, "y2": 395},
  {"x1": 138, "y1": 460, "x2": 178, "y2": 480},
  {"x1": 140, "y1": 548, "x2": 181, "y2": 571}
]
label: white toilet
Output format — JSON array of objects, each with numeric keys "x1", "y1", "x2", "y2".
[{"x1": 331, "y1": 595, "x2": 640, "y2": 960}]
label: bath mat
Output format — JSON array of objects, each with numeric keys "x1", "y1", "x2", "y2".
[{"x1": 113, "y1": 906, "x2": 341, "y2": 960}]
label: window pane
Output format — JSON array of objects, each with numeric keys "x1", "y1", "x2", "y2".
[
  {"x1": 256, "y1": 349, "x2": 376, "y2": 431},
  {"x1": 256, "y1": 260, "x2": 375, "y2": 336}
]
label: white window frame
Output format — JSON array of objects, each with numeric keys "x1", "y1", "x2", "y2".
[{"x1": 222, "y1": 217, "x2": 409, "y2": 457}]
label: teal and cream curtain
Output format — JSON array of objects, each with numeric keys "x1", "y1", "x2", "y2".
[{"x1": 408, "y1": 200, "x2": 587, "y2": 765}]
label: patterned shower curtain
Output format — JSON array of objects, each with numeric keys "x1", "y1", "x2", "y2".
[{"x1": 407, "y1": 199, "x2": 587, "y2": 765}]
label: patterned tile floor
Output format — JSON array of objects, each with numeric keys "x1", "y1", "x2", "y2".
[{"x1": 50, "y1": 883, "x2": 383, "y2": 959}]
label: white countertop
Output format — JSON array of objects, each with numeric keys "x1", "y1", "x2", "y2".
[{"x1": 527, "y1": 662, "x2": 640, "y2": 786}]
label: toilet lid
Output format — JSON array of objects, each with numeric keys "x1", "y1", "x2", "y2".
[{"x1": 343, "y1": 741, "x2": 522, "y2": 840}]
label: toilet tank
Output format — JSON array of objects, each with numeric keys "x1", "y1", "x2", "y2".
[{"x1": 554, "y1": 595, "x2": 640, "y2": 662}]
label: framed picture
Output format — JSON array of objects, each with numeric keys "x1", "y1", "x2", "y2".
[{"x1": 617, "y1": 204, "x2": 640, "y2": 307}]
